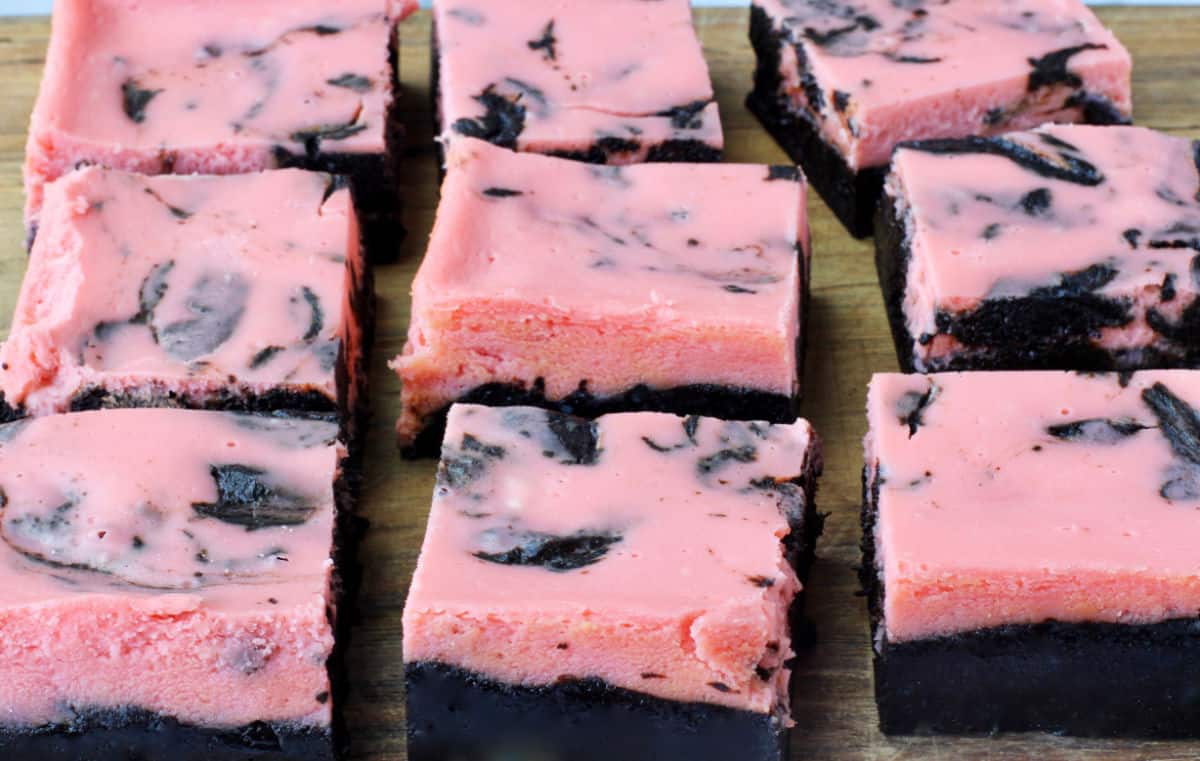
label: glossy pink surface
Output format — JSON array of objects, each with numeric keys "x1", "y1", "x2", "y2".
[
  {"x1": 24, "y1": 0, "x2": 408, "y2": 224},
  {"x1": 889, "y1": 124, "x2": 1200, "y2": 370},
  {"x1": 757, "y1": 0, "x2": 1131, "y2": 169},
  {"x1": 867, "y1": 370, "x2": 1200, "y2": 642},
  {"x1": 434, "y1": 0, "x2": 721, "y2": 159},
  {"x1": 1, "y1": 167, "x2": 363, "y2": 416},
  {"x1": 404, "y1": 404, "x2": 820, "y2": 717},
  {"x1": 0, "y1": 409, "x2": 340, "y2": 727},
  {"x1": 393, "y1": 138, "x2": 808, "y2": 444}
]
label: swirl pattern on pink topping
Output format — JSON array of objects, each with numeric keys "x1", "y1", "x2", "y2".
[{"x1": 0, "y1": 409, "x2": 340, "y2": 728}]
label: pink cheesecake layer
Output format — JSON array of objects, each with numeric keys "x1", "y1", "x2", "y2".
[
  {"x1": 0, "y1": 408, "x2": 340, "y2": 728},
  {"x1": 24, "y1": 0, "x2": 412, "y2": 226},
  {"x1": 435, "y1": 0, "x2": 722, "y2": 160},
  {"x1": 757, "y1": 0, "x2": 1131, "y2": 170},
  {"x1": 889, "y1": 124, "x2": 1200, "y2": 370},
  {"x1": 404, "y1": 403, "x2": 820, "y2": 718},
  {"x1": 1, "y1": 167, "x2": 364, "y2": 417},
  {"x1": 867, "y1": 370, "x2": 1200, "y2": 642},
  {"x1": 393, "y1": 138, "x2": 807, "y2": 445}
]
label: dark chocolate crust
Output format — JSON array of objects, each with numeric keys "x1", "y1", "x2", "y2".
[
  {"x1": 430, "y1": 23, "x2": 722, "y2": 167},
  {"x1": 405, "y1": 663, "x2": 786, "y2": 761},
  {"x1": 746, "y1": 4, "x2": 884, "y2": 239},
  {"x1": 405, "y1": 381, "x2": 799, "y2": 459},
  {"x1": 67, "y1": 387, "x2": 337, "y2": 416},
  {"x1": 0, "y1": 708, "x2": 332, "y2": 760},
  {"x1": 861, "y1": 466, "x2": 1200, "y2": 737},
  {"x1": 873, "y1": 190, "x2": 923, "y2": 372},
  {"x1": 874, "y1": 187, "x2": 1200, "y2": 373},
  {"x1": 407, "y1": 459, "x2": 822, "y2": 760}
]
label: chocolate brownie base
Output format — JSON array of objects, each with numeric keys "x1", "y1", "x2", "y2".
[
  {"x1": 0, "y1": 708, "x2": 333, "y2": 760},
  {"x1": 860, "y1": 466, "x2": 1200, "y2": 737},
  {"x1": 874, "y1": 188, "x2": 1200, "y2": 373},
  {"x1": 67, "y1": 387, "x2": 339, "y2": 416},
  {"x1": 404, "y1": 381, "x2": 799, "y2": 458},
  {"x1": 405, "y1": 663, "x2": 786, "y2": 761},
  {"x1": 328, "y1": 457, "x2": 367, "y2": 761},
  {"x1": 746, "y1": 5, "x2": 884, "y2": 239}
]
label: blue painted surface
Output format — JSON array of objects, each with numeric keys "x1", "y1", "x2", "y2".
[{"x1": 1, "y1": 0, "x2": 1195, "y2": 14}]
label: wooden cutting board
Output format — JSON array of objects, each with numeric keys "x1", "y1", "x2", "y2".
[{"x1": 3, "y1": 7, "x2": 1200, "y2": 759}]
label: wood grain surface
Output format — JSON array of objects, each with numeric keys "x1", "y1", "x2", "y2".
[{"x1": 2, "y1": 7, "x2": 1200, "y2": 759}]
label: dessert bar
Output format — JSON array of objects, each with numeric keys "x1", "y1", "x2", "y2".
[
  {"x1": 433, "y1": 0, "x2": 722, "y2": 163},
  {"x1": 0, "y1": 168, "x2": 371, "y2": 448},
  {"x1": 0, "y1": 409, "x2": 345, "y2": 758},
  {"x1": 877, "y1": 124, "x2": 1200, "y2": 372},
  {"x1": 404, "y1": 403, "x2": 822, "y2": 760},
  {"x1": 748, "y1": 0, "x2": 1132, "y2": 236},
  {"x1": 865, "y1": 370, "x2": 1200, "y2": 736},
  {"x1": 24, "y1": 0, "x2": 414, "y2": 260},
  {"x1": 393, "y1": 138, "x2": 808, "y2": 451}
]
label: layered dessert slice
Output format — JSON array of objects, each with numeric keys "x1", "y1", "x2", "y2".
[
  {"x1": 393, "y1": 138, "x2": 809, "y2": 451},
  {"x1": 877, "y1": 124, "x2": 1200, "y2": 373},
  {"x1": 865, "y1": 370, "x2": 1200, "y2": 736},
  {"x1": 0, "y1": 408, "x2": 346, "y2": 758},
  {"x1": 748, "y1": 0, "x2": 1132, "y2": 237},
  {"x1": 433, "y1": 0, "x2": 722, "y2": 163},
  {"x1": 0, "y1": 168, "x2": 371, "y2": 447},
  {"x1": 404, "y1": 403, "x2": 822, "y2": 761},
  {"x1": 24, "y1": 0, "x2": 416, "y2": 260}
]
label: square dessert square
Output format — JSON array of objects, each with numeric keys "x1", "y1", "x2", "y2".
[
  {"x1": 0, "y1": 168, "x2": 371, "y2": 448},
  {"x1": 877, "y1": 124, "x2": 1200, "y2": 373},
  {"x1": 864, "y1": 370, "x2": 1200, "y2": 737},
  {"x1": 0, "y1": 408, "x2": 345, "y2": 759},
  {"x1": 748, "y1": 0, "x2": 1132, "y2": 237},
  {"x1": 392, "y1": 137, "x2": 809, "y2": 451},
  {"x1": 404, "y1": 403, "x2": 822, "y2": 761},
  {"x1": 433, "y1": 0, "x2": 722, "y2": 163},
  {"x1": 24, "y1": 0, "x2": 415, "y2": 260}
]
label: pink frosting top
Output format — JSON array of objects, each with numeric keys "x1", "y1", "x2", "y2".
[
  {"x1": 1, "y1": 167, "x2": 363, "y2": 416},
  {"x1": 434, "y1": 0, "x2": 722, "y2": 160},
  {"x1": 404, "y1": 403, "x2": 820, "y2": 718},
  {"x1": 393, "y1": 138, "x2": 808, "y2": 444},
  {"x1": 867, "y1": 370, "x2": 1200, "y2": 642},
  {"x1": 0, "y1": 408, "x2": 340, "y2": 727},
  {"x1": 24, "y1": 0, "x2": 411, "y2": 223},
  {"x1": 758, "y1": 0, "x2": 1131, "y2": 169},
  {"x1": 889, "y1": 124, "x2": 1200, "y2": 370}
]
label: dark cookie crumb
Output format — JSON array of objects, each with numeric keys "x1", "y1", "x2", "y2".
[{"x1": 472, "y1": 529, "x2": 621, "y2": 572}]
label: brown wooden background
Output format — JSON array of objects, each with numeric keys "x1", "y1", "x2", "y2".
[{"x1": 3, "y1": 7, "x2": 1200, "y2": 759}]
